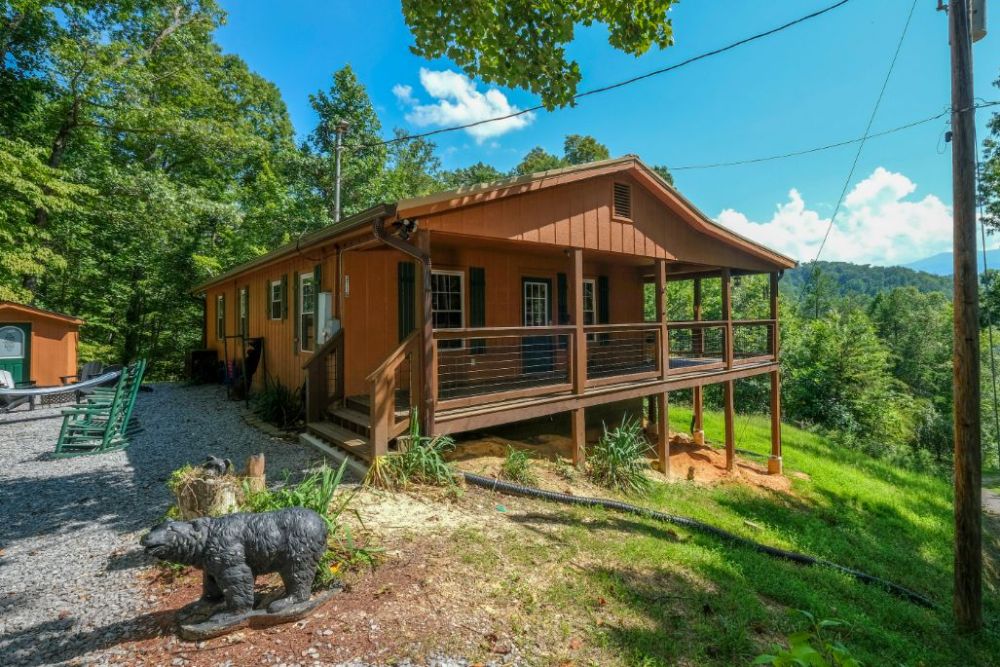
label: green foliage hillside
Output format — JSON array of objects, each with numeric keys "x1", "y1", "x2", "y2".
[{"x1": 782, "y1": 261, "x2": 952, "y2": 301}]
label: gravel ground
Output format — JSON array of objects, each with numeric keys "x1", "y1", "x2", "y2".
[{"x1": 0, "y1": 383, "x2": 316, "y2": 666}]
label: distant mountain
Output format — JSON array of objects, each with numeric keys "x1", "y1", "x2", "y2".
[
  {"x1": 783, "y1": 261, "x2": 952, "y2": 298},
  {"x1": 903, "y1": 249, "x2": 1000, "y2": 276}
]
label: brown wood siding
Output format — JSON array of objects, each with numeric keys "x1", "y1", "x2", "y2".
[
  {"x1": 0, "y1": 306, "x2": 79, "y2": 386},
  {"x1": 203, "y1": 247, "x2": 339, "y2": 391},
  {"x1": 422, "y1": 174, "x2": 776, "y2": 272}
]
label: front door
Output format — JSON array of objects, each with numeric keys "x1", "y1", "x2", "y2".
[
  {"x1": 522, "y1": 278, "x2": 554, "y2": 375},
  {"x1": 0, "y1": 324, "x2": 30, "y2": 384}
]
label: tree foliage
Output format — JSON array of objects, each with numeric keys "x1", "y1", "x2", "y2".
[{"x1": 400, "y1": 0, "x2": 676, "y2": 109}]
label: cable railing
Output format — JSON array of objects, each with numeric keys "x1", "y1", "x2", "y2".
[
  {"x1": 431, "y1": 319, "x2": 777, "y2": 409},
  {"x1": 666, "y1": 321, "x2": 727, "y2": 372},
  {"x1": 732, "y1": 320, "x2": 776, "y2": 363},
  {"x1": 584, "y1": 324, "x2": 661, "y2": 386},
  {"x1": 433, "y1": 326, "x2": 574, "y2": 409}
]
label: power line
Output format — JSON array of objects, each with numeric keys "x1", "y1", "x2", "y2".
[
  {"x1": 813, "y1": 0, "x2": 917, "y2": 262},
  {"x1": 347, "y1": 0, "x2": 856, "y2": 151},
  {"x1": 667, "y1": 101, "x2": 999, "y2": 172}
]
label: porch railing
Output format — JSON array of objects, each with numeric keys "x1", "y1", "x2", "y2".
[
  {"x1": 584, "y1": 323, "x2": 661, "y2": 387},
  {"x1": 302, "y1": 328, "x2": 345, "y2": 423},
  {"x1": 430, "y1": 319, "x2": 777, "y2": 411},
  {"x1": 666, "y1": 321, "x2": 727, "y2": 372},
  {"x1": 433, "y1": 326, "x2": 573, "y2": 410},
  {"x1": 733, "y1": 319, "x2": 777, "y2": 364},
  {"x1": 366, "y1": 331, "x2": 420, "y2": 453}
]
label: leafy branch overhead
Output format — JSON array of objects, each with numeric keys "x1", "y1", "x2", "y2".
[{"x1": 401, "y1": 0, "x2": 676, "y2": 109}]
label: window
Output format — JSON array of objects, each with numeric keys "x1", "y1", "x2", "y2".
[
  {"x1": 613, "y1": 182, "x2": 632, "y2": 220},
  {"x1": 215, "y1": 295, "x2": 225, "y2": 340},
  {"x1": 270, "y1": 280, "x2": 282, "y2": 320},
  {"x1": 299, "y1": 272, "x2": 315, "y2": 352},
  {"x1": 432, "y1": 270, "x2": 464, "y2": 349},
  {"x1": 238, "y1": 287, "x2": 249, "y2": 337},
  {"x1": 583, "y1": 278, "x2": 597, "y2": 341}
]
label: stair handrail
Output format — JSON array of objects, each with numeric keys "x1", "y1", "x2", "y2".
[
  {"x1": 365, "y1": 330, "x2": 419, "y2": 383},
  {"x1": 366, "y1": 330, "x2": 421, "y2": 456},
  {"x1": 303, "y1": 329, "x2": 345, "y2": 423}
]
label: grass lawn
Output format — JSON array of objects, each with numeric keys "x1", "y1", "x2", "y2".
[{"x1": 449, "y1": 408, "x2": 1000, "y2": 666}]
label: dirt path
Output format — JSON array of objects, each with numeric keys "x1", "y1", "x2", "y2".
[{"x1": 984, "y1": 474, "x2": 1000, "y2": 517}]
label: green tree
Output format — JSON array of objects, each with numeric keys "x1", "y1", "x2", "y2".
[
  {"x1": 382, "y1": 129, "x2": 441, "y2": 201},
  {"x1": 439, "y1": 161, "x2": 506, "y2": 189},
  {"x1": 514, "y1": 146, "x2": 564, "y2": 175},
  {"x1": 401, "y1": 0, "x2": 676, "y2": 108},
  {"x1": 781, "y1": 306, "x2": 912, "y2": 452},
  {"x1": 980, "y1": 69, "x2": 1000, "y2": 232},
  {"x1": 563, "y1": 134, "x2": 609, "y2": 164},
  {"x1": 651, "y1": 164, "x2": 674, "y2": 186},
  {"x1": 307, "y1": 65, "x2": 386, "y2": 219}
]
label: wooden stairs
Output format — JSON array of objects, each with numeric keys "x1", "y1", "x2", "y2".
[{"x1": 307, "y1": 395, "x2": 375, "y2": 462}]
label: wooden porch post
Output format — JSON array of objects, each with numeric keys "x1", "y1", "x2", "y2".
[
  {"x1": 692, "y1": 278, "x2": 704, "y2": 445},
  {"x1": 416, "y1": 230, "x2": 435, "y2": 436},
  {"x1": 724, "y1": 379, "x2": 735, "y2": 472},
  {"x1": 769, "y1": 370, "x2": 782, "y2": 475},
  {"x1": 656, "y1": 392, "x2": 670, "y2": 476},
  {"x1": 571, "y1": 407, "x2": 586, "y2": 468},
  {"x1": 654, "y1": 259, "x2": 670, "y2": 475},
  {"x1": 721, "y1": 268, "x2": 733, "y2": 369},
  {"x1": 571, "y1": 248, "x2": 586, "y2": 467},
  {"x1": 768, "y1": 272, "x2": 782, "y2": 475}
]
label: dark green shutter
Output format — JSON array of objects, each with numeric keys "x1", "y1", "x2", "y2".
[
  {"x1": 398, "y1": 261, "x2": 415, "y2": 342},
  {"x1": 280, "y1": 274, "x2": 288, "y2": 320},
  {"x1": 292, "y1": 271, "x2": 300, "y2": 355},
  {"x1": 264, "y1": 280, "x2": 271, "y2": 319},
  {"x1": 242, "y1": 286, "x2": 249, "y2": 337},
  {"x1": 556, "y1": 273, "x2": 569, "y2": 325},
  {"x1": 469, "y1": 267, "x2": 486, "y2": 354},
  {"x1": 598, "y1": 275, "x2": 610, "y2": 345}
]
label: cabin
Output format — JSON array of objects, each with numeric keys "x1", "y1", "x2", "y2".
[
  {"x1": 0, "y1": 301, "x2": 83, "y2": 387},
  {"x1": 192, "y1": 156, "x2": 796, "y2": 474}
]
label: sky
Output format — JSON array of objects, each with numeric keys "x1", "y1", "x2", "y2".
[{"x1": 214, "y1": 0, "x2": 999, "y2": 267}]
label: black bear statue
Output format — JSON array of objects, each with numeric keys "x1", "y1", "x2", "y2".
[{"x1": 142, "y1": 507, "x2": 328, "y2": 626}]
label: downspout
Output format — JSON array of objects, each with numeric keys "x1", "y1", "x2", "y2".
[{"x1": 371, "y1": 213, "x2": 434, "y2": 435}]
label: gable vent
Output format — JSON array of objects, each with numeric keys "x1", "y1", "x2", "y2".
[{"x1": 613, "y1": 182, "x2": 632, "y2": 220}]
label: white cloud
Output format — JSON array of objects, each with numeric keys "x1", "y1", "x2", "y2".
[
  {"x1": 716, "y1": 167, "x2": 952, "y2": 266},
  {"x1": 393, "y1": 68, "x2": 535, "y2": 143}
]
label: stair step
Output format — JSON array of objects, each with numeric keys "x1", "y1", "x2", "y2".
[
  {"x1": 330, "y1": 406, "x2": 371, "y2": 429},
  {"x1": 307, "y1": 421, "x2": 371, "y2": 458}
]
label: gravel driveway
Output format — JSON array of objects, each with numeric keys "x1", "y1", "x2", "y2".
[{"x1": 0, "y1": 384, "x2": 316, "y2": 666}]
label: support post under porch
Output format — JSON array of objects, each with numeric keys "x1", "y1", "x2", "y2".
[
  {"x1": 571, "y1": 248, "x2": 586, "y2": 467},
  {"x1": 691, "y1": 277, "x2": 705, "y2": 445},
  {"x1": 656, "y1": 392, "x2": 670, "y2": 476},
  {"x1": 769, "y1": 370, "x2": 782, "y2": 475},
  {"x1": 723, "y1": 379, "x2": 735, "y2": 472},
  {"x1": 416, "y1": 229, "x2": 435, "y2": 436}
]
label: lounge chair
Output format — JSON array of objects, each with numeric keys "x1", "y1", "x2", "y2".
[
  {"x1": 0, "y1": 369, "x2": 35, "y2": 412},
  {"x1": 53, "y1": 360, "x2": 146, "y2": 457}
]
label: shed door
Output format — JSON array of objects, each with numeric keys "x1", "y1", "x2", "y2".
[{"x1": 0, "y1": 324, "x2": 30, "y2": 384}]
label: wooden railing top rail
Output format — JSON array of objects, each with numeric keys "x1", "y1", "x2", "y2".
[
  {"x1": 583, "y1": 322, "x2": 660, "y2": 331},
  {"x1": 366, "y1": 330, "x2": 419, "y2": 383},
  {"x1": 732, "y1": 318, "x2": 777, "y2": 326},
  {"x1": 433, "y1": 325, "x2": 575, "y2": 339},
  {"x1": 667, "y1": 318, "x2": 775, "y2": 330},
  {"x1": 301, "y1": 328, "x2": 344, "y2": 370}
]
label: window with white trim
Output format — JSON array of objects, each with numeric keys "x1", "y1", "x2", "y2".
[
  {"x1": 432, "y1": 270, "x2": 464, "y2": 349},
  {"x1": 215, "y1": 295, "x2": 225, "y2": 340},
  {"x1": 270, "y1": 280, "x2": 282, "y2": 320},
  {"x1": 299, "y1": 272, "x2": 315, "y2": 352},
  {"x1": 238, "y1": 287, "x2": 249, "y2": 337}
]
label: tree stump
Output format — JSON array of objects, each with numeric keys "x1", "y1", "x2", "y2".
[
  {"x1": 244, "y1": 453, "x2": 266, "y2": 494},
  {"x1": 172, "y1": 472, "x2": 242, "y2": 519}
]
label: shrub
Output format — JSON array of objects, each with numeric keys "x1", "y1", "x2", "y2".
[
  {"x1": 500, "y1": 446, "x2": 538, "y2": 485},
  {"x1": 252, "y1": 381, "x2": 302, "y2": 429},
  {"x1": 588, "y1": 414, "x2": 652, "y2": 494},
  {"x1": 754, "y1": 611, "x2": 861, "y2": 667},
  {"x1": 242, "y1": 462, "x2": 377, "y2": 585},
  {"x1": 369, "y1": 410, "x2": 457, "y2": 488}
]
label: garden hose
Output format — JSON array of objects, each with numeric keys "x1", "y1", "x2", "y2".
[{"x1": 462, "y1": 472, "x2": 937, "y2": 609}]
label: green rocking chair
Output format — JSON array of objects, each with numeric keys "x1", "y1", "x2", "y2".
[{"x1": 54, "y1": 359, "x2": 147, "y2": 457}]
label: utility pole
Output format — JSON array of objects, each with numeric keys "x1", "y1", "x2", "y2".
[
  {"x1": 946, "y1": 0, "x2": 982, "y2": 633},
  {"x1": 333, "y1": 119, "x2": 349, "y2": 222}
]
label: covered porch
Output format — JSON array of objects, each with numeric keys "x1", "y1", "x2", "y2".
[{"x1": 306, "y1": 230, "x2": 783, "y2": 476}]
